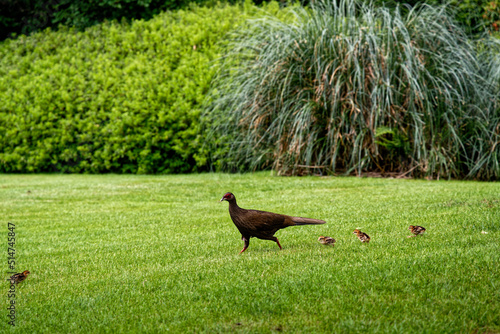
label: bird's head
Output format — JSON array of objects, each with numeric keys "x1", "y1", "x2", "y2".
[
  {"x1": 408, "y1": 225, "x2": 414, "y2": 230},
  {"x1": 318, "y1": 236, "x2": 325, "y2": 241},
  {"x1": 353, "y1": 229, "x2": 361, "y2": 234},
  {"x1": 220, "y1": 192, "x2": 235, "y2": 202},
  {"x1": 22, "y1": 270, "x2": 30, "y2": 276}
]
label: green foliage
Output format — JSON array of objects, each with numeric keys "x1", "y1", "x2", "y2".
[
  {"x1": 375, "y1": 126, "x2": 409, "y2": 156},
  {"x1": 1, "y1": 0, "x2": 162, "y2": 40},
  {"x1": 0, "y1": 0, "x2": 242, "y2": 41},
  {"x1": 448, "y1": 0, "x2": 500, "y2": 34},
  {"x1": 482, "y1": 0, "x2": 500, "y2": 32},
  {"x1": 366, "y1": 0, "x2": 500, "y2": 35},
  {"x1": 0, "y1": 3, "x2": 263, "y2": 173},
  {"x1": 205, "y1": 0, "x2": 500, "y2": 179}
]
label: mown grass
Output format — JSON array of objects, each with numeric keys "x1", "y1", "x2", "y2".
[{"x1": 1, "y1": 173, "x2": 499, "y2": 333}]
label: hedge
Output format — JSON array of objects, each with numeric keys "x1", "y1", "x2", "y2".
[{"x1": 0, "y1": 1, "x2": 283, "y2": 173}]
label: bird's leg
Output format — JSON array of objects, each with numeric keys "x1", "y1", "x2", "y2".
[
  {"x1": 274, "y1": 237, "x2": 282, "y2": 250},
  {"x1": 239, "y1": 236, "x2": 250, "y2": 255}
]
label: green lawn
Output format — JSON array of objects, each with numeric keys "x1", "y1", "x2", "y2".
[{"x1": 1, "y1": 173, "x2": 499, "y2": 333}]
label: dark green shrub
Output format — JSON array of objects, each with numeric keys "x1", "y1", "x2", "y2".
[
  {"x1": 0, "y1": 2, "x2": 279, "y2": 173},
  {"x1": 0, "y1": 0, "x2": 257, "y2": 41},
  {"x1": 481, "y1": 0, "x2": 500, "y2": 32},
  {"x1": 205, "y1": 0, "x2": 500, "y2": 179},
  {"x1": 1, "y1": 0, "x2": 169, "y2": 40},
  {"x1": 369, "y1": 0, "x2": 500, "y2": 35}
]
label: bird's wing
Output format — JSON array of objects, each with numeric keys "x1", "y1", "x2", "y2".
[{"x1": 240, "y1": 209, "x2": 290, "y2": 231}]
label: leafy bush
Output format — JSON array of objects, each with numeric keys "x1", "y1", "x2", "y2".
[
  {"x1": 1, "y1": 0, "x2": 164, "y2": 40},
  {"x1": 365, "y1": 0, "x2": 500, "y2": 35},
  {"x1": 448, "y1": 0, "x2": 500, "y2": 34},
  {"x1": 0, "y1": 2, "x2": 280, "y2": 173},
  {"x1": 205, "y1": 0, "x2": 500, "y2": 179},
  {"x1": 0, "y1": 0, "x2": 236, "y2": 41},
  {"x1": 481, "y1": 0, "x2": 500, "y2": 32}
]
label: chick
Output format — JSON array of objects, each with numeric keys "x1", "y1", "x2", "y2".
[
  {"x1": 408, "y1": 225, "x2": 426, "y2": 237},
  {"x1": 353, "y1": 229, "x2": 370, "y2": 243},
  {"x1": 318, "y1": 236, "x2": 336, "y2": 246},
  {"x1": 9, "y1": 270, "x2": 30, "y2": 284}
]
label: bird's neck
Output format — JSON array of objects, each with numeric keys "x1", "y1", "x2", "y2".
[{"x1": 228, "y1": 199, "x2": 243, "y2": 214}]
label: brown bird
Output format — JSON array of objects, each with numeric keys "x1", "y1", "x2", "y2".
[
  {"x1": 220, "y1": 192, "x2": 326, "y2": 254},
  {"x1": 9, "y1": 270, "x2": 30, "y2": 284},
  {"x1": 408, "y1": 225, "x2": 426, "y2": 237},
  {"x1": 318, "y1": 236, "x2": 336, "y2": 245},
  {"x1": 353, "y1": 229, "x2": 370, "y2": 243}
]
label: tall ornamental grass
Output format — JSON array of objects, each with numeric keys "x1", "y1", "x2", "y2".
[{"x1": 205, "y1": 0, "x2": 500, "y2": 179}]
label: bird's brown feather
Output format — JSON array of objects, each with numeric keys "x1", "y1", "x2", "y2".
[
  {"x1": 229, "y1": 206, "x2": 295, "y2": 239},
  {"x1": 10, "y1": 270, "x2": 30, "y2": 284}
]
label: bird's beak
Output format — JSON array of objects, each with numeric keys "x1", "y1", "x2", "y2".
[{"x1": 220, "y1": 197, "x2": 224, "y2": 202}]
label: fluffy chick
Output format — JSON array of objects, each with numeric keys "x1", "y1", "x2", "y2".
[
  {"x1": 10, "y1": 270, "x2": 30, "y2": 284},
  {"x1": 408, "y1": 225, "x2": 426, "y2": 237},
  {"x1": 318, "y1": 236, "x2": 336, "y2": 246},
  {"x1": 353, "y1": 229, "x2": 370, "y2": 243}
]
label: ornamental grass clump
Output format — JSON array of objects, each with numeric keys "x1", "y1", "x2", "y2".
[{"x1": 206, "y1": 0, "x2": 500, "y2": 179}]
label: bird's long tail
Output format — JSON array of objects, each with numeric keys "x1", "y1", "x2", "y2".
[{"x1": 291, "y1": 216, "x2": 326, "y2": 225}]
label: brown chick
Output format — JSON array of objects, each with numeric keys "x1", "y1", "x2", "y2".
[
  {"x1": 220, "y1": 192, "x2": 326, "y2": 254},
  {"x1": 353, "y1": 229, "x2": 370, "y2": 243},
  {"x1": 10, "y1": 270, "x2": 30, "y2": 284},
  {"x1": 408, "y1": 225, "x2": 426, "y2": 237},
  {"x1": 318, "y1": 236, "x2": 336, "y2": 246}
]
